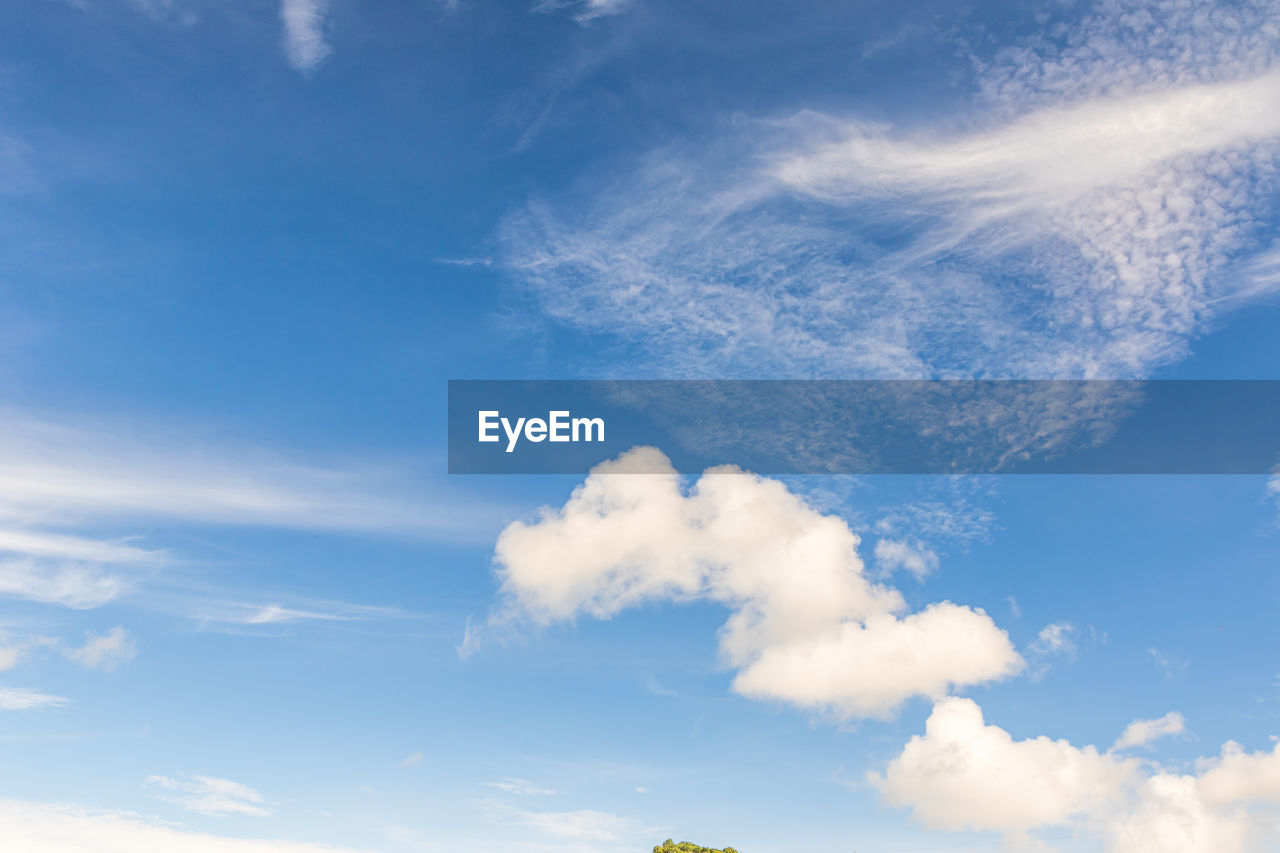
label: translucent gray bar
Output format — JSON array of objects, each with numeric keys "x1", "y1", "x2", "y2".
[{"x1": 447, "y1": 380, "x2": 1280, "y2": 474}]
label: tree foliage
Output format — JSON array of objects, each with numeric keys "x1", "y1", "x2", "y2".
[{"x1": 652, "y1": 840, "x2": 739, "y2": 853}]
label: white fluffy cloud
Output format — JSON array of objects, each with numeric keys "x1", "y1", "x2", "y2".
[
  {"x1": 876, "y1": 698, "x2": 1280, "y2": 852},
  {"x1": 731, "y1": 604, "x2": 1023, "y2": 719},
  {"x1": 1198, "y1": 740, "x2": 1280, "y2": 805},
  {"x1": 875, "y1": 697, "x2": 1137, "y2": 833},
  {"x1": 475, "y1": 447, "x2": 1021, "y2": 719}
]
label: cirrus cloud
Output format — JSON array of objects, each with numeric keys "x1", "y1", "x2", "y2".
[{"x1": 498, "y1": 0, "x2": 1280, "y2": 380}]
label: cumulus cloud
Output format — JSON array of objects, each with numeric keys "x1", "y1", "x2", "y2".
[
  {"x1": 66, "y1": 627, "x2": 136, "y2": 672},
  {"x1": 498, "y1": 0, "x2": 1280, "y2": 380},
  {"x1": 280, "y1": 0, "x2": 332, "y2": 74},
  {"x1": 1114, "y1": 711, "x2": 1187, "y2": 751},
  {"x1": 0, "y1": 798, "x2": 360, "y2": 852},
  {"x1": 472, "y1": 447, "x2": 1021, "y2": 719},
  {"x1": 0, "y1": 687, "x2": 68, "y2": 711},
  {"x1": 732, "y1": 603, "x2": 1023, "y2": 719},
  {"x1": 876, "y1": 698, "x2": 1280, "y2": 852},
  {"x1": 144, "y1": 775, "x2": 270, "y2": 817},
  {"x1": 875, "y1": 697, "x2": 1138, "y2": 833}
]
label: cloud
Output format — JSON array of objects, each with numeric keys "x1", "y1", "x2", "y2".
[
  {"x1": 1244, "y1": 246, "x2": 1280, "y2": 300},
  {"x1": 0, "y1": 526, "x2": 160, "y2": 610},
  {"x1": 0, "y1": 687, "x2": 68, "y2": 711},
  {"x1": 0, "y1": 133, "x2": 39, "y2": 196},
  {"x1": 875, "y1": 698, "x2": 1280, "y2": 852},
  {"x1": 472, "y1": 446, "x2": 1021, "y2": 719},
  {"x1": 498, "y1": 806, "x2": 647, "y2": 841},
  {"x1": 533, "y1": 0, "x2": 631, "y2": 24},
  {"x1": 1112, "y1": 772, "x2": 1257, "y2": 853},
  {"x1": 144, "y1": 775, "x2": 270, "y2": 817},
  {"x1": 1114, "y1": 712, "x2": 1188, "y2": 751},
  {"x1": 874, "y1": 697, "x2": 1138, "y2": 834},
  {"x1": 400, "y1": 752, "x2": 424, "y2": 768},
  {"x1": 119, "y1": 0, "x2": 197, "y2": 25},
  {"x1": 0, "y1": 413, "x2": 478, "y2": 537},
  {"x1": 483, "y1": 778, "x2": 557, "y2": 796},
  {"x1": 731, "y1": 603, "x2": 1022, "y2": 719},
  {"x1": 0, "y1": 558, "x2": 128, "y2": 609},
  {"x1": 123, "y1": 0, "x2": 176, "y2": 15},
  {"x1": 873, "y1": 538, "x2": 939, "y2": 579},
  {"x1": 66, "y1": 627, "x2": 136, "y2": 672},
  {"x1": 874, "y1": 491, "x2": 998, "y2": 545},
  {"x1": 0, "y1": 798, "x2": 363, "y2": 852},
  {"x1": 1030, "y1": 622, "x2": 1078, "y2": 657},
  {"x1": 159, "y1": 595, "x2": 411, "y2": 631},
  {"x1": 1197, "y1": 740, "x2": 1280, "y2": 805},
  {"x1": 498, "y1": 0, "x2": 1280, "y2": 380},
  {"x1": 772, "y1": 71, "x2": 1280, "y2": 209},
  {"x1": 0, "y1": 529, "x2": 165, "y2": 566},
  {"x1": 242, "y1": 604, "x2": 350, "y2": 625},
  {"x1": 280, "y1": 0, "x2": 332, "y2": 74},
  {"x1": 0, "y1": 410, "x2": 507, "y2": 612},
  {"x1": 1026, "y1": 622, "x2": 1081, "y2": 679},
  {"x1": 1150, "y1": 647, "x2": 1188, "y2": 679}
]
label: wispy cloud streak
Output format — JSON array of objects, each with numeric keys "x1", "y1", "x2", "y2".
[
  {"x1": 0, "y1": 410, "x2": 507, "y2": 612},
  {"x1": 280, "y1": 0, "x2": 332, "y2": 74},
  {"x1": 499, "y1": 0, "x2": 1280, "y2": 379}
]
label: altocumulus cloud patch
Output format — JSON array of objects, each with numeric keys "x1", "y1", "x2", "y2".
[{"x1": 498, "y1": 0, "x2": 1280, "y2": 379}]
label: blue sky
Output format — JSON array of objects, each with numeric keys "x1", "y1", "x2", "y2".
[{"x1": 2, "y1": 1, "x2": 1280, "y2": 851}]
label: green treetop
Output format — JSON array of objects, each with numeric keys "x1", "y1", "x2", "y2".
[{"x1": 652, "y1": 840, "x2": 739, "y2": 853}]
